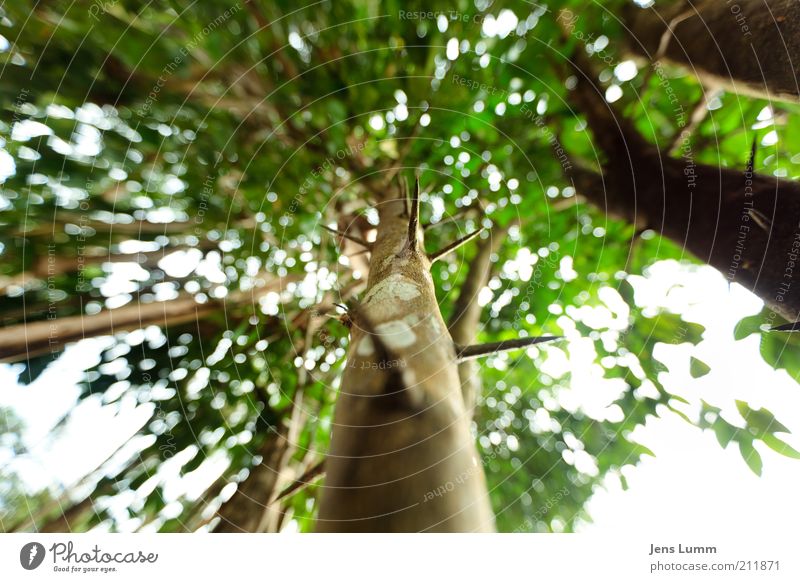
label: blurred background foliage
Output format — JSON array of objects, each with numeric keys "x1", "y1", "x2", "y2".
[{"x1": 0, "y1": 0, "x2": 798, "y2": 533}]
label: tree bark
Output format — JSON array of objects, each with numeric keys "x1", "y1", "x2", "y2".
[
  {"x1": 567, "y1": 49, "x2": 800, "y2": 322},
  {"x1": 624, "y1": 0, "x2": 800, "y2": 102},
  {"x1": 316, "y1": 192, "x2": 495, "y2": 532}
]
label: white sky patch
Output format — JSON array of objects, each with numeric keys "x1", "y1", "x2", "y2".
[
  {"x1": 195, "y1": 251, "x2": 227, "y2": 284},
  {"x1": 368, "y1": 114, "x2": 385, "y2": 131},
  {"x1": 558, "y1": 256, "x2": 578, "y2": 282},
  {"x1": 614, "y1": 60, "x2": 638, "y2": 82},
  {"x1": 0, "y1": 148, "x2": 16, "y2": 182},
  {"x1": 11, "y1": 119, "x2": 53, "y2": 141},
  {"x1": 503, "y1": 246, "x2": 539, "y2": 281},
  {"x1": 446, "y1": 38, "x2": 459, "y2": 60},
  {"x1": 158, "y1": 248, "x2": 203, "y2": 278},
  {"x1": 482, "y1": 9, "x2": 518, "y2": 39},
  {"x1": 394, "y1": 103, "x2": 409, "y2": 122},
  {"x1": 761, "y1": 130, "x2": 779, "y2": 146},
  {"x1": 605, "y1": 84, "x2": 623, "y2": 103}
]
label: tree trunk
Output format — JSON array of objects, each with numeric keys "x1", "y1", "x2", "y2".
[
  {"x1": 448, "y1": 225, "x2": 511, "y2": 418},
  {"x1": 316, "y1": 191, "x2": 495, "y2": 532},
  {"x1": 566, "y1": 48, "x2": 800, "y2": 322},
  {"x1": 624, "y1": 0, "x2": 800, "y2": 102}
]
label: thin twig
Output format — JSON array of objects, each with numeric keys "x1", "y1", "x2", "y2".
[
  {"x1": 271, "y1": 460, "x2": 326, "y2": 504},
  {"x1": 667, "y1": 88, "x2": 721, "y2": 155}
]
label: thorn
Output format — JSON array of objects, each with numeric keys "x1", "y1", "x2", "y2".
[
  {"x1": 770, "y1": 322, "x2": 800, "y2": 332},
  {"x1": 428, "y1": 227, "x2": 485, "y2": 263},
  {"x1": 398, "y1": 175, "x2": 408, "y2": 216},
  {"x1": 455, "y1": 336, "x2": 563, "y2": 362},
  {"x1": 402, "y1": 174, "x2": 421, "y2": 253},
  {"x1": 747, "y1": 207, "x2": 772, "y2": 232},
  {"x1": 321, "y1": 224, "x2": 372, "y2": 249},
  {"x1": 271, "y1": 460, "x2": 325, "y2": 504},
  {"x1": 333, "y1": 303, "x2": 349, "y2": 312}
]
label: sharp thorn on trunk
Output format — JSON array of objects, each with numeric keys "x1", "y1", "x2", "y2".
[
  {"x1": 428, "y1": 227, "x2": 486, "y2": 263},
  {"x1": 770, "y1": 322, "x2": 800, "y2": 332},
  {"x1": 401, "y1": 173, "x2": 421, "y2": 254},
  {"x1": 321, "y1": 224, "x2": 372, "y2": 249},
  {"x1": 455, "y1": 336, "x2": 564, "y2": 362}
]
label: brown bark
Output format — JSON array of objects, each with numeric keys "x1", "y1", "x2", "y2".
[
  {"x1": 567, "y1": 49, "x2": 800, "y2": 321},
  {"x1": 316, "y1": 189, "x2": 495, "y2": 532},
  {"x1": 448, "y1": 225, "x2": 511, "y2": 417},
  {"x1": 625, "y1": 0, "x2": 800, "y2": 102}
]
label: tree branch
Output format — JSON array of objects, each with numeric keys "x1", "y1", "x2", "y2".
[{"x1": 272, "y1": 460, "x2": 325, "y2": 504}]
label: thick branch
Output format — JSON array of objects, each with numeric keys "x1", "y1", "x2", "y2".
[
  {"x1": 624, "y1": 0, "x2": 800, "y2": 102},
  {"x1": 565, "y1": 49, "x2": 800, "y2": 320},
  {"x1": 0, "y1": 274, "x2": 298, "y2": 363}
]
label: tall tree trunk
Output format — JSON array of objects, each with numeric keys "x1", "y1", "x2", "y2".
[
  {"x1": 624, "y1": 0, "x2": 800, "y2": 102},
  {"x1": 448, "y1": 225, "x2": 511, "y2": 418},
  {"x1": 565, "y1": 46, "x2": 800, "y2": 321},
  {"x1": 316, "y1": 189, "x2": 495, "y2": 532}
]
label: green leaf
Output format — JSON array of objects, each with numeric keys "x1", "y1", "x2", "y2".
[
  {"x1": 762, "y1": 434, "x2": 800, "y2": 459},
  {"x1": 712, "y1": 419, "x2": 738, "y2": 449},
  {"x1": 760, "y1": 332, "x2": 800, "y2": 379},
  {"x1": 733, "y1": 313, "x2": 765, "y2": 341},
  {"x1": 735, "y1": 401, "x2": 791, "y2": 435},
  {"x1": 689, "y1": 357, "x2": 711, "y2": 378},
  {"x1": 738, "y1": 439, "x2": 763, "y2": 476}
]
